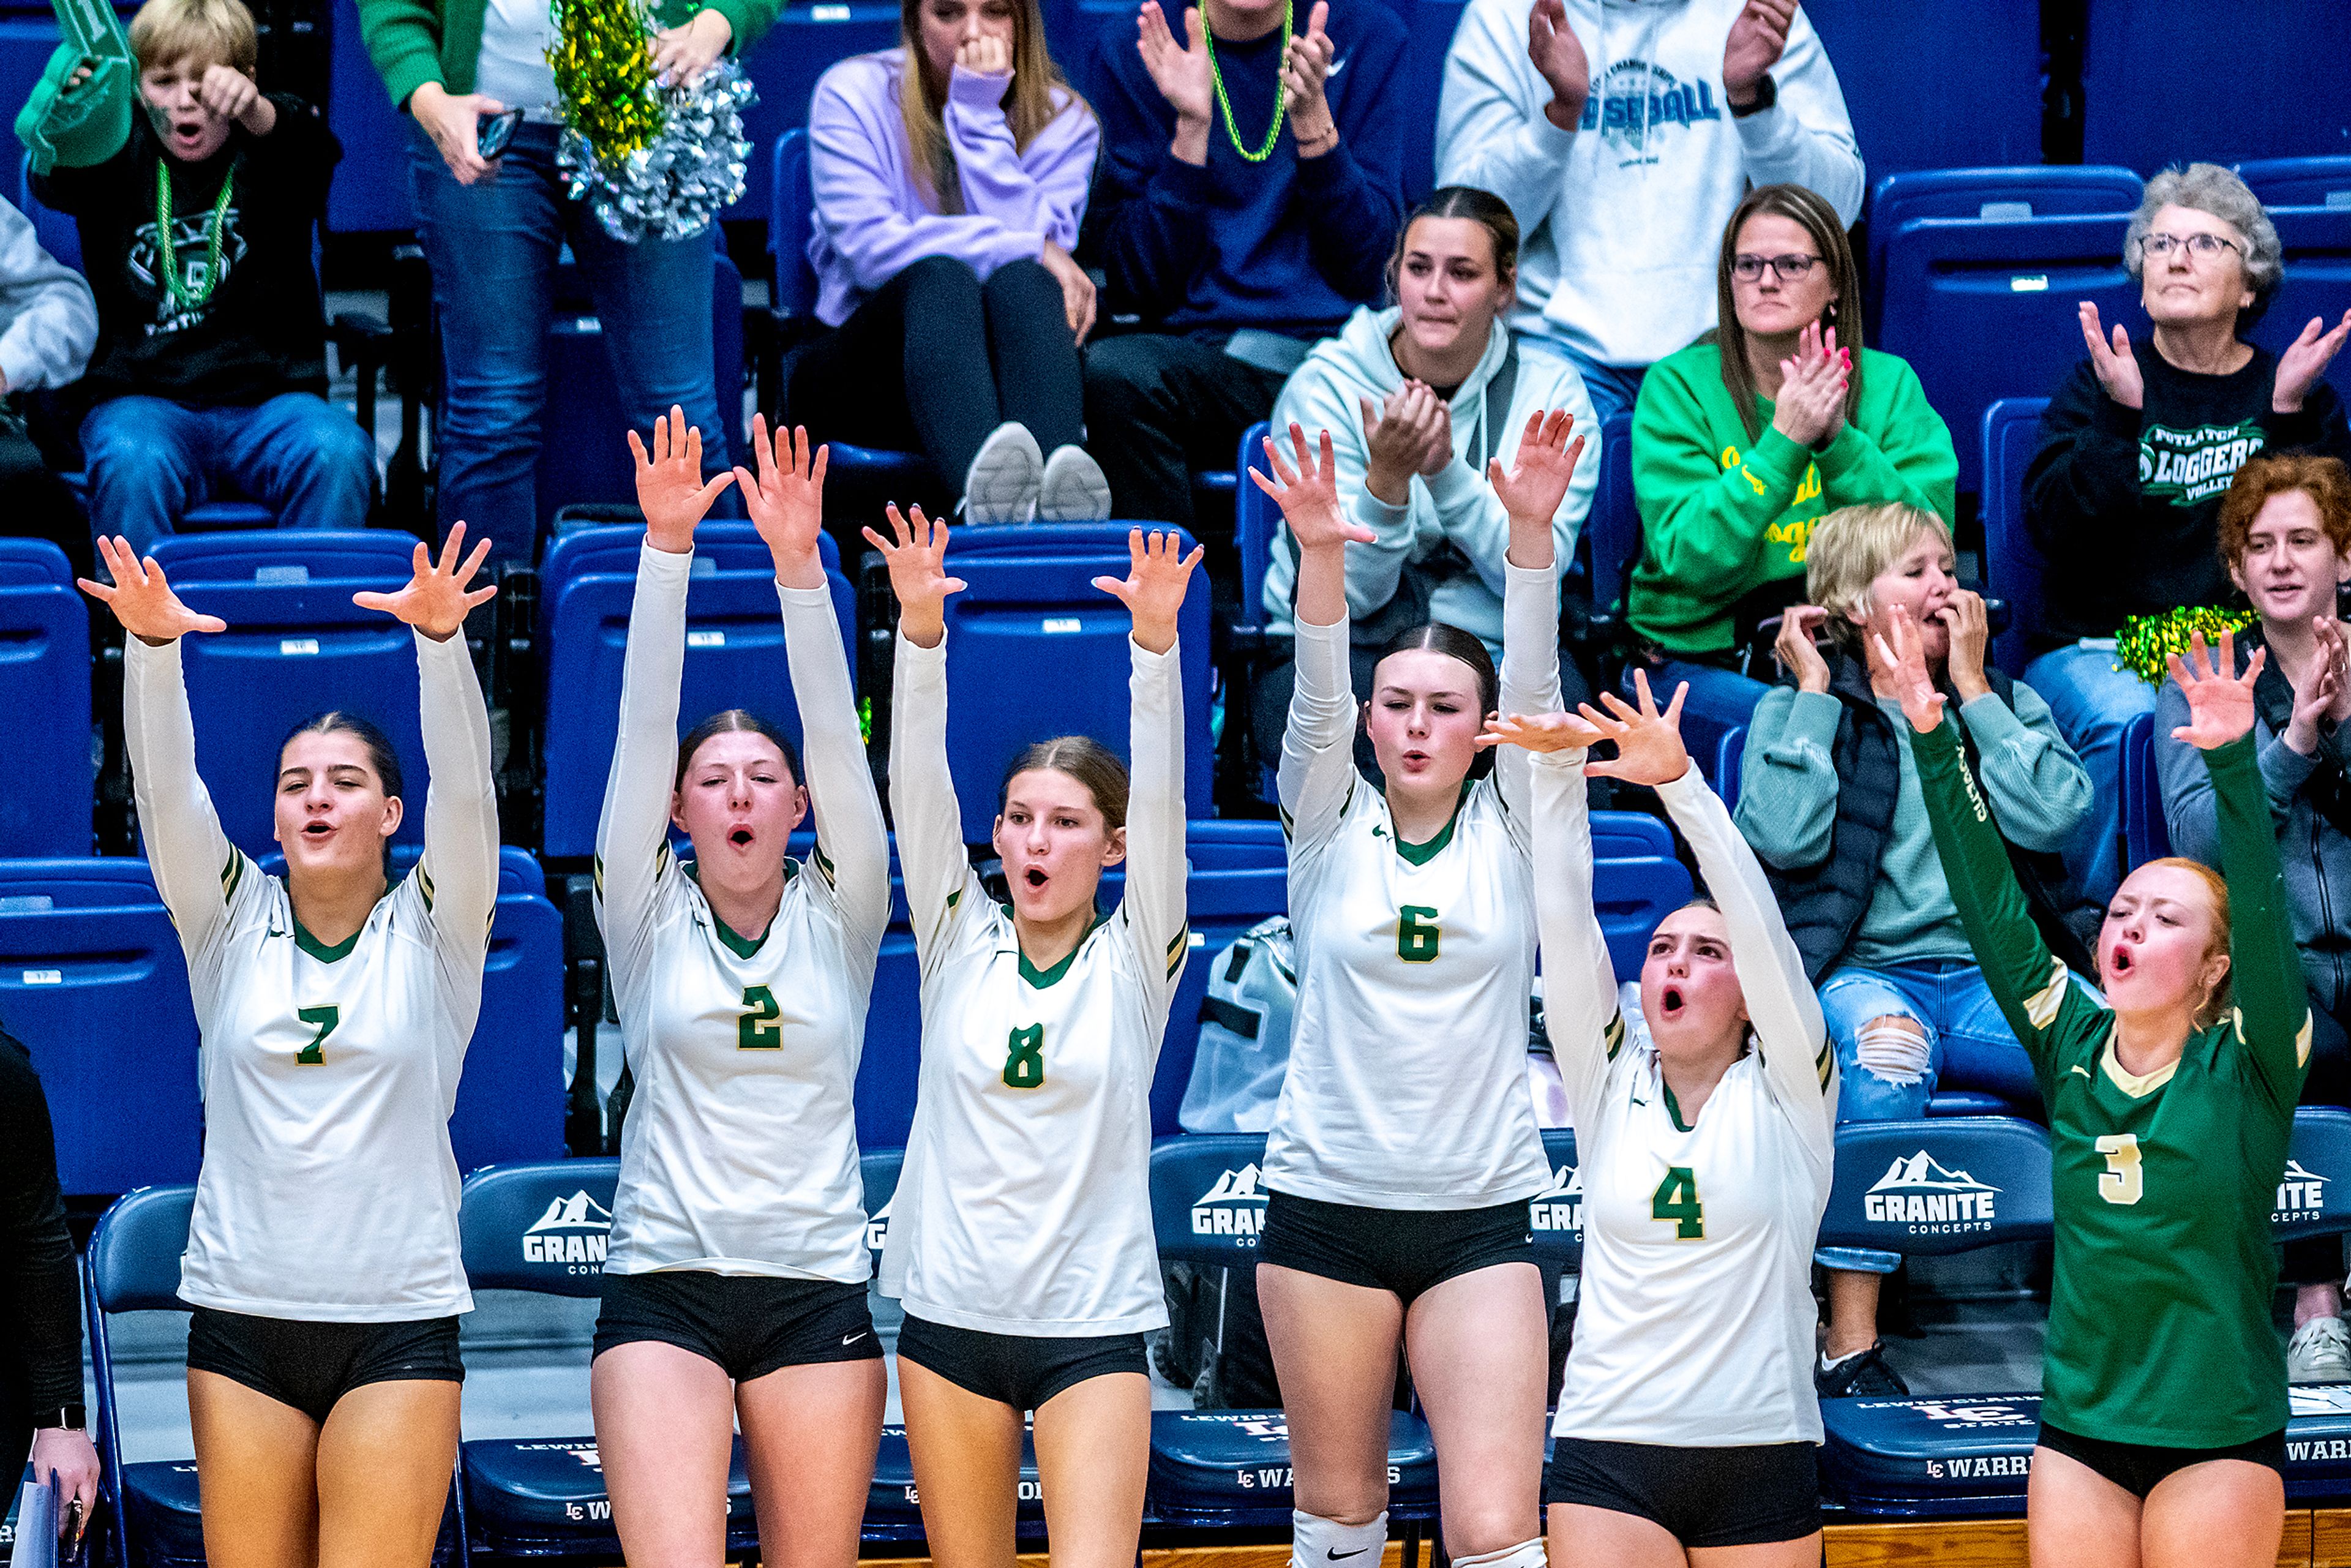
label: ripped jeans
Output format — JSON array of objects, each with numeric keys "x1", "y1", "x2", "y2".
[{"x1": 1813, "y1": 957, "x2": 2045, "y2": 1274}]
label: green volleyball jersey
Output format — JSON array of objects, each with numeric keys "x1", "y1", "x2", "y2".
[{"x1": 1910, "y1": 722, "x2": 2311, "y2": 1448}]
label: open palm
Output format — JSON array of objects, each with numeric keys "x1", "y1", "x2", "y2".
[
  {"x1": 353, "y1": 523, "x2": 497, "y2": 640},
  {"x1": 1095, "y1": 527, "x2": 1204, "y2": 655},
  {"x1": 2167, "y1": 629, "x2": 2262, "y2": 750},
  {"x1": 1579, "y1": 670, "x2": 1691, "y2": 787},
  {"x1": 734, "y1": 414, "x2": 828, "y2": 587},
  {"x1": 630, "y1": 406, "x2": 737, "y2": 553},
  {"x1": 862, "y1": 503, "x2": 966, "y2": 647},
  {"x1": 1487, "y1": 408, "x2": 1584, "y2": 530},
  {"x1": 1870, "y1": 604, "x2": 1947, "y2": 733},
  {"x1": 1251, "y1": 422, "x2": 1374, "y2": 552},
  {"x1": 80, "y1": 535, "x2": 227, "y2": 642}
]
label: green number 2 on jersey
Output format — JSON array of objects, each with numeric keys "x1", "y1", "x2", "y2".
[
  {"x1": 739, "y1": 985, "x2": 781, "y2": 1049},
  {"x1": 1003, "y1": 1024, "x2": 1046, "y2": 1089},
  {"x1": 1398, "y1": 906, "x2": 1441, "y2": 964},
  {"x1": 296, "y1": 1004, "x2": 339, "y2": 1065},
  {"x1": 1651, "y1": 1166, "x2": 1704, "y2": 1239}
]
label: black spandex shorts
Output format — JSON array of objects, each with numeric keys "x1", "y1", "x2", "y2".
[
  {"x1": 2037, "y1": 1420, "x2": 2287, "y2": 1499},
  {"x1": 187, "y1": 1307, "x2": 462, "y2": 1424},
  {"x1": 592, "y1": 1270, "x2": 880, "y2": 1382},
  {"x1": 1258, "y1": 1191, "x2": 1533, "y2": 1304},
  {"x1": 894, "y1": 1313, "x2": 1146, "y2": 1412},
  {"x1": 1544, "y1": 1436, "x2": 1820, "y2": 1548}
]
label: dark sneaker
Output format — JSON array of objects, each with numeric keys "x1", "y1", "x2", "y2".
[{"x1": 1817, "y1": 1341, "x2": 1910, "y2": 1398}]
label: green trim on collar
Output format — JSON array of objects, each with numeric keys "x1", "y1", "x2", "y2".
[
  {"x1": 293, "y1": 917, "x2": 362, "y2": 964},
  {"x1": 1662, "y1": 1078, "x2": 1694, "y2": 1133},
  {"x1": 1017, "y1": 913, "x2": 1102, "y2": 989},
  {"x1": 1393, "y1": 787, "x2": 1471, "y2": 866},
  {"x1": 686, "y1": 858, "x2": 792, "y2": 959}
]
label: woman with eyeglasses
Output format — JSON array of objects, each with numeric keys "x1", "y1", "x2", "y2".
[
  {"x1": 2023, "y1": 161, "x2": 2351, "y2": 908},
  {"x1": 1625, "y1": 182, "x2": 1957, "y2": 741}
]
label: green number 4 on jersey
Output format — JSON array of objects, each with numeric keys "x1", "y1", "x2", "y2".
[{"x1": 1651, "y1": 1166, "x2": 1704, "y2": 1239}]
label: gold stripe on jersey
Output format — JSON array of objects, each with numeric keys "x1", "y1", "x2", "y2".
[
  {"x1": 2238, "y1": 1006, "x2": 2318, "y2": 1069},
  {"x1": 1165, "y1": 925, "x2": 1189, "y2": 980},
  {"x1": 592, "y1": 855, "x2": 604, "y2": 901},
  {"x1": 417, "y1": 861, "x2": 437, "y2": 911},
  {"x1": 220, "y1": 849, "x2": 245, "y2": 902},
  {"x1": 1814, "y1": 1033, "x2": 1833, "y2": 1090},
  {"x1": 2023, "y1": 956, "x2": 2070, "y2": 1030},
  {"x1": 1603, "y1": 1011, "x2": 1627, "y2": 1062},
  {"x1": 814, "y1": 844, "x2": 837, "y2": 887}
]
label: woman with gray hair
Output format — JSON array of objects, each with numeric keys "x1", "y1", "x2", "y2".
[{"x1": 2022, "y1": 161, "x2": 2351, "y2": 907}]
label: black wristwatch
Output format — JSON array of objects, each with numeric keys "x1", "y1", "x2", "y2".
[
  {"x1": 36, "y1": 1405, "x2": 86, "y2": 1431},
  {"x1": 1730, "y1": 73, "x2": 1776, "y2": 118}
]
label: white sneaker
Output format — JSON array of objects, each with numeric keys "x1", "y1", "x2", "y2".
[
  {"x1": 962, "y1": 422, "x2": 1043, "y2": 525},
  {"x1": 2290, "y1": 1315, "x2": 2351, "y2": 1382},
  {"x1": 1038, "y1": 444, "x2": 1112, "y2": 522}
]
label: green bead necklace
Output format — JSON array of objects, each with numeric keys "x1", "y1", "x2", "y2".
[
  {"x1": 154, "y1": 159, "x2": 235, "y2": 315},
  {"x1": 1202, "y1": 0, "x2": 1292, "y2": 162}
]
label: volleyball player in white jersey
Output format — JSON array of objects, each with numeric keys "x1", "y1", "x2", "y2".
[
  {"x1": 863, "y1": 503, "x2": 1199, "y2": 1568},
  {"x1": 1247, "y1": 413, "x2": 1583, "y2": 1568},
  {"x1": 81, "y1": 527, "x2": 497, "y2": 1568},
  {"x1": 588, "y1": 412, "x2": 891, "y2": 1568},
  {"x1": 1485, "y1": 675, "x2": 1835, "y2": 1564}
]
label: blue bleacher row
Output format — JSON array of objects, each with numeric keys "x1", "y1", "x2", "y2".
[{"x1": 72, "y1": 1110, "x2": 2351, "y2": 1567}]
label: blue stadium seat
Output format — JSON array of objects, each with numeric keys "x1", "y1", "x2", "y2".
[
  {"x1": 1802, "y1": 3, "x2": 2040, "y2": 186},
  {"x1": 0, "y1": 539, "x2": 92, "y2": 855},
  {"x1": 536, "y1": 522, "x2": 857, "y2": 860},
  {"x1": 1153, "y1": 820, "x2": 1285, "y2": 1133},
  {"x1": 2235, "y1": 159, "x2": 2351, "y2": 407},
  {"x1": 1877, "y1": 198, "x2": 2139, "y2": 496},
  {"x1": 145, "y1": 531, "x2": 431, "y2": 859},
  {"x1": 1588, "y1": 411, "x2": 1639, "y2": 622},
  {"x1": 2118, "y1": 710, "x2": 2171, "y2": 873},
  {"x1": 1234, "y1": 420, "x2": 1277, "y2": 634},
  {"x1": 2083, "y1": 1, "x2": 2351, "y2": 176},
  {"x1": 1528, "y1": 1127, "x2": 1580, "y2": 1266},
  {"x1": 1591, "y1": 856, "x2": 1694, "y2": 980},
  {"x1": 737, "y1": 5, "x2": 904, "y2": 225},
  {"x1": 940, "y1": 523, "x2": 1213, "y2": 843},
  {"x1": 1144, "y1": 1135, "x2": 1439, "y2": 1532},
  {"x1": 326, "y1": 0, "x2": 416, "y2": 234},
  {"x1": 85, "y1": 1184, "x2": 464, "y2": 1567},
  {"x1": 0, "y1": 860, "x2": 200, "y2": 1196},
  {"x1": 1865, "y1": 168, "x2": 2144, "y2": 337},
  {"x1": 1589, "y1": 809, "x2": 1672, "y2": 861},
  {"x1": 456, "y1": 1159, "x2": 761, "y2": 1558},
  {"x1": 1713, "y1": 724, "x2": 1747, "y2": 817},
  {"x1": 767, "y1": 130, "x2": 936, "y2": 493},
  {"x1": 532, "y1": 253, "x2": 748, "y2": 543},
  {"x1": 2238, "y1": 157, "x2": 2351, "y2": 210},
  {"x1": 1979, "y1": 397, "x2": 2051, "y2": 675}
]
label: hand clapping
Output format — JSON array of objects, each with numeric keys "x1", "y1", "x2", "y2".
[{"x1": 1769, "y1": 321, "x2": 1848, "y2": 449}]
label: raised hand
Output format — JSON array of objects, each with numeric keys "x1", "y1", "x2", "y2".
[
  {"x1": 733, "y1": 414, "x2": 828, "y2": 590},
  {"x1": 1872, "y1": 604, "x2": 1946, "y2": 733},
  {"x1": 1578, "y1": 670, "x2": 1691, "y2": 787},
  {"x1": 1095, "y1": 527, "x2": 1205, "y2": 656},
  {"x1": 630, "y1": 406, "x2": 738, "y2": 555},
  {"x1": 2079, "y1": 301, "x2": 2144, "y2": 411},
  {"x1": 1722, "y1": 0, "x2": 1794, "y2": 102},
  {"x1": 1773, "y1": 604, "x2": 1831, "y2": 694},
  {"x1": 1526, "y1": 0, "x2": 1589, "y2": 129},
  {"x1": 2284, "y1": 617, "x2": 2344, "y2": 757},
  {"x1": 79, "y1": 535, "x2": 228, "y2": 643},
  {"x1": 2166, "y1": 629, "x2": 2263, "y2": 751},
  {"x1": 1252, "y1": 422, "x2": 1377, "y2": 552},
  {"x1": 863, "y1": 503, "x2": 966, "y2": 650},
  {"x1": 353, "y1": 523, "x2": 497, "y2": 640},
  {"x1": 1283, "y1": 0, "x2": 1337, "y2": 150},
  {"x1": 1477, "y1": 710, "x2": 1608, "y2": 754},
  {"x1": 1137, "y1": 2, "x2": 1213, "y2": 130},
  {"x1": 2274, "y1": 309, "x2": 2351, "y2": 415},
  {"x1": 1487, "y1": 408, "x2": 1584, "y2": 568}
]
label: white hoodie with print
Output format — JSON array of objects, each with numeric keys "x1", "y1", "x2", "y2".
[{"x1": 1436, "y1": 0, "x2": 1863, "y2": 369}]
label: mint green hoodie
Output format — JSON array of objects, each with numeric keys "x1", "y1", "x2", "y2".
[
  {"x1": 1627, "y1": 340, "x2": 1957, "y2": 655},
  {"x1": 358, "y1": 0, "x2": 774, "y2": 111}
]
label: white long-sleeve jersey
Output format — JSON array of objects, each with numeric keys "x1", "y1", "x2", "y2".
[
  {"x1": 127, "y1": 629, "x2": 498, "y2": 1321},
  {"x1": 595, "y1": 544, "x2": 890, "y2": 1282},
  {"x1": 1261, "y1": 561, "x2": 1559, "y2": 1209},
  {"x1": 878, "y1": 629, "x2": 1188, "y2": 1335},
  {"x1": 1534, "y1": 754, "x2": 1835, "y2": 1445}
]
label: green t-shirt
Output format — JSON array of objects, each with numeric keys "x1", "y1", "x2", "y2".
[{"x1": 1910, "y1": 722, "x2": 2311, "y2": 1448}]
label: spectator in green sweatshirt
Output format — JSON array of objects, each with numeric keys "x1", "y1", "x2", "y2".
[{"x1": 1625, "y1": 182, "x2": 1955, "y2": 740}]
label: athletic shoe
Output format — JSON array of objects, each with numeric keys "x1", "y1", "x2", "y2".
[
  {"x1": 1816, "y1": 1341, "x2": 1909, "y2": 1398},
  {"x1": 1038, "y1": 445, "x2": 1112, "y2": 522},
  {"x1": 2290, "y1": 1315, "x2": 2351, "y2": 1382},
  {"x1": 963, "y1": 422, "x2": 1043, "y2": 524}
]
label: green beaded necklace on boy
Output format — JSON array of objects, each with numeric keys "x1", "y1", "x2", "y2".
[
  {"x1": 1202, "y1": 0, "x2": 1292, "y2": 162},
  {"x1": 154, "y1": 160, "x2": 235, "y2": 315}
]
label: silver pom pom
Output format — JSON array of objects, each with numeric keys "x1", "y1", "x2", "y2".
[{"x1": 558, "y1": 57, "x2": 756, "y2": 244}]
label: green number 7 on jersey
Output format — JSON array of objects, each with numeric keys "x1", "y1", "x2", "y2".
[{"x1": 296, "y1": 1003, "x2": 340, "y2": 1065}]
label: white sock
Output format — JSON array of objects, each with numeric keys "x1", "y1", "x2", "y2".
[
  {"x1": 1453, "y1": 1539, "x2": 1545, "y2": 1568},
  {"x1": 1291, "y1": 1509, "x2": 1389, "y2": 1568},
  {"x1": 1821, "y1": 1345, "x2": 1867, "y2": 1372}
]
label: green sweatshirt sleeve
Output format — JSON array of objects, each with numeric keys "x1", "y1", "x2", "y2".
[
  {"x1": 1814, "y1": 353, "x2": 1959, "y2": 526},
  {"x1": 2202, "y1": 733, "x2": 2313, "y2": 1111},
  {"x1": 1909, "y1": 713, "x2": 2092, "y2": 1095},
  {"x1": 668, "y1": 0, "x2": 776, "y2": 53},
  {"x1": 357, "y1": 0, "x2": 451, "y2": 109}
]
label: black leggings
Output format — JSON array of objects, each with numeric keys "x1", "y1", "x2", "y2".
[{"x1": 786, "y1": 254, "x2": 1082, "y2": 489}]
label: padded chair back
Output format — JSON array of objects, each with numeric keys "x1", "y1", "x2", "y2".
[
  {"x1": 1589, "y1": 810, "x2": 1671, "y2": 861},
  {"x1": 1235, "y1": 421, "x2": 1277, "y2": 632},
  {"x1": 942, "y1": 523, "x2": 1212, "y2": 842},
  {"x1": 2237, "y1": 157, "x2": 2351, "y2": 209},
  {"x1": 1866, "y1": 168, "x2": 2144, "y2": 333},
  {"x1": 1713, "y1": 725, "x2": 1747, "y2": 817},
  {"x1": 1591, "y1": 857, "x2": 1693, "y2": 980},
  {"x1": 89, "y1": 1184, "x2": 197, "y2": 1313},
  {"x1": 459, "y1": 1159, "x2": 621, "y2": 1297},
  {"x1": 536, "y1": 523, "x2": 855, "y2": 859},
  {"x1": 733, "y1": 4, "x2": 902, "y2": 225},
  {"x1": 1817, "y1": 1117, "x2": 2053, "y2": 1256},
  {"x1": 0, "y1": 539, "x2": 92, "y2": 854},
  {"x1": 1980, "y1": 397, "x2": 2050, "y2": 674},
  {"x1": 1150, "y1": 1134, "x2": 1270, "y2": 1268},
  {"x1": 2118, "y1": 710, "x2": 2171, "y2": 873},
  {"x1": 1879, "y1": 212, "x2": 2136, "y2": 495},
  {"x1": 860, "y1": 1146, "x2": 903, "y2": 1270},
  {"x1": 0, "y1": 860, "x2": 203, "y2": 1195},
  {"x1": 326, "y1": 0, "x2": 417, "y2": 233},
  {"x1": 2276, "y1": 1108, "x2": 2351, "y2": 1244},
  {"x1": 1528, "y1": 1127, "x2": 1581, "y2": 1264},
  {"x1": 1587, "y1": 413, "x2": 1640, "y2": 617}
]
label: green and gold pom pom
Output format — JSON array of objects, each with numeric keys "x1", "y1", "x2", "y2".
[
  {"x1": 549, "y1": 0, "x2": 664, "y2": 162},
  {"x1": 2113, "y1": 605, "x2": 2257, "y2": 685}
]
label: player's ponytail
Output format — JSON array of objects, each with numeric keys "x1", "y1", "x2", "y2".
[
  {"x1": 675, "y1": 710, "x2": 804, "y2": 793},
  {"x1": 1001, "y1": 737, "x2": 1130, "y2": 831},
  {"x1": 1370, "y1": 622, "x2": 1502, "y2": 780},
  {"x1": 280, "y1": 711, "x2": 404, "y2": 877}
]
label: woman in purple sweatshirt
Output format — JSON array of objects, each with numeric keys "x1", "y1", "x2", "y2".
[{"x1": 797, "y1": 0, "x2": 1104, "y2": 523}]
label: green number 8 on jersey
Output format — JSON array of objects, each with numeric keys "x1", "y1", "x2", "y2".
[{"x1": 1003, "y1": 1024, "x2": 1046, "y2": 1089}]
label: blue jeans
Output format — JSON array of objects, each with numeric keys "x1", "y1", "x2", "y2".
[
  {"x1": 2024, "y1": 642, "x2": 2156, "y2": 906},
  {"x1": 1533, "y1": 336, "x2": 1648, "y2": 428},
  {"x1": 80, "y1": 392, "x2": 375, "y2": 555},
  {"x1": 408, "y1": 121, "x2": 730, "y2": 565},
  {"x1": 1813, "y1": 958, "x2": 2048, "y2": 1273}
]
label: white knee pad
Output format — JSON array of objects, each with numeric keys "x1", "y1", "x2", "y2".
[
  {"x1": 1453, "y1": 1539, "x2": 1545, "y2": 1568},
  {"x1": 1854, "y1": 1016, "x2": 1932, "y2": 1087},
  {"x1": 1291, "y1": 1509, "x2": 1390, "y2": 1568}
]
